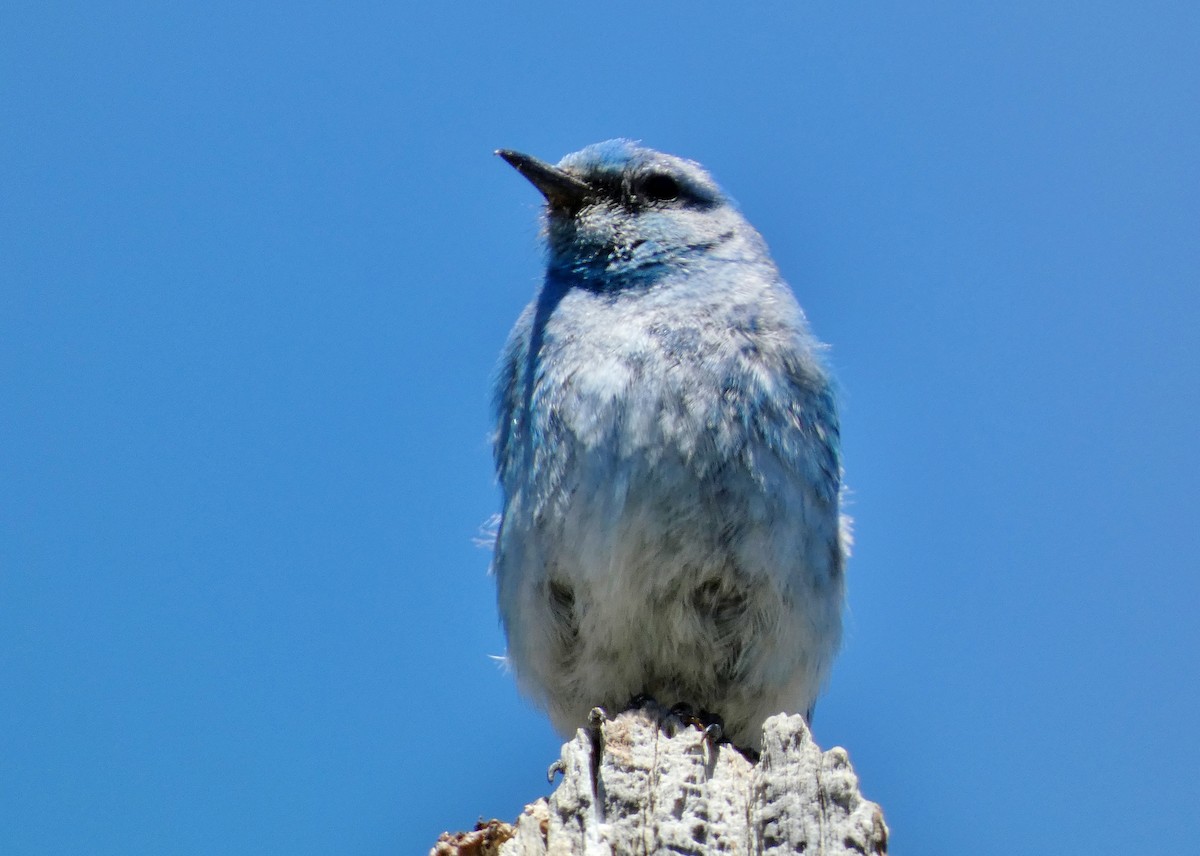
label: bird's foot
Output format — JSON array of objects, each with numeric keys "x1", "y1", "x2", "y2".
[
  {"x1": 665, "y1": 702, "x2": 725, "y2": 744},
  {"x1": 625, "y1": 693, "x2": 658, "y2": 711}
]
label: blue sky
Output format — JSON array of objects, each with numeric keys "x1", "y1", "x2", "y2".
[{"x1": 3, "y1": 2, "x2": 1197, "y2": 853}]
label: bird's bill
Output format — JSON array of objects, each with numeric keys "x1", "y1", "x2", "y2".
[{"x1": 496, "y1": 149, "x2": 592, "y2": 208}]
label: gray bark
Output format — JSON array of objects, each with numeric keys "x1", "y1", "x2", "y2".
[{"x1": 432, "y1": 709, "x2": 887, "y2": 856}]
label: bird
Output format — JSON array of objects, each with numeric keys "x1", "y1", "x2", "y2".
[{"x1": 490, "y1": 139, "x2": 848, "y2": 751}]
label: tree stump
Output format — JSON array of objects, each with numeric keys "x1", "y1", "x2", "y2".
[{"x1": 432, "y1": 708, "x2": 887, "y2": 855}]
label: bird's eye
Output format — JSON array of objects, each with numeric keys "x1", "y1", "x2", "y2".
[{"x1": 638, "y1": 173, "x2": 681, "y2": 203}]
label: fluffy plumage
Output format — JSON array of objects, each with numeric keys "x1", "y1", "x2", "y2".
[{"x1": 491, "y1": 140, "x2": 848, "y2": 750}]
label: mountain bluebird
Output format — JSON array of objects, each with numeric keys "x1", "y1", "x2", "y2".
[{"x1": 491, "y1": 140, "x2": 847, "y2": 750}]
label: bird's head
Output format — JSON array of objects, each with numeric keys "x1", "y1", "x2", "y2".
[{"x1": 498, "y1": 140, "x2": 755, "y2": 290}]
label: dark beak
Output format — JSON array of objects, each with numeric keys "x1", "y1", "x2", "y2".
[{"x1": 496, "y1": 149, "x2": 592, "y2": 209}]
